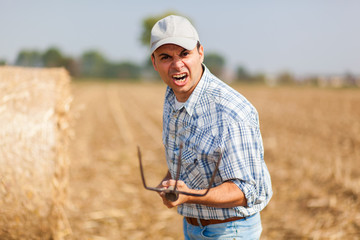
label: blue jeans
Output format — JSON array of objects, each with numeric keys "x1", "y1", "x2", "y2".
[{"x1": 183, "y1": 213, "x2": 262, "y2": 240}]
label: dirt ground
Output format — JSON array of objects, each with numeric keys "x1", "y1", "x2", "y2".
[{"x1": 66, "y1": 81, "x2": 360, "y2": 240}]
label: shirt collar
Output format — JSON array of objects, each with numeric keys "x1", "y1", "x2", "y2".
[{"x1": 183, "y1": 65, "x2": 210, "y2": 116}]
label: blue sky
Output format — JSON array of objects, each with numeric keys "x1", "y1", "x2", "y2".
[{"x1": 1, "y1": 0, "x2": 359, "y2": 76}]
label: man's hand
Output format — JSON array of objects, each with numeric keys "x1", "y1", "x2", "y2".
[{"x1": 158, "y1": 179, "x2": 191, "y2": 208}]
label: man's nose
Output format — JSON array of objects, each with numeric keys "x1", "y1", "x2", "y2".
[{"x1": 171, "y1": 57, "x2": 184, "y2": 70}]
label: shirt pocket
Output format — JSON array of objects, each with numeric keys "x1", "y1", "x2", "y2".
[
  {"x1": 197, "y1": 150, "x2": 223, "y2": 188},
  {"x1": 181, "y1": 149, "x2": 206, "y2": 189}
]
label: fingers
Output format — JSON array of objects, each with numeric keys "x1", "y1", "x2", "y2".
[
  {"x1": 162, "y1": 197, "x2": 174, "y2": 208},
  {"x1": 158, "y1": 180, "x2": 188, "y2": 208},
  {"x1": 161, "y1": 179, "x2": 177, "y2": 187},
  {"x1": 159, "y1": 180, "x2": 179, "y2": 208},
  {"x1": 159, "y1": 191, "x2": 175, "y2": 208}
]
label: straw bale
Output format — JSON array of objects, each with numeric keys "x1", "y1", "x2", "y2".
[{"x1": 0, "y1": 66, "x2": 72, "y2": 239}]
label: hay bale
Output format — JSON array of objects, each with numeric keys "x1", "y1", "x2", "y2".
[{"x1": 0, "y1": 66, "x2": 72, "y2": 239}]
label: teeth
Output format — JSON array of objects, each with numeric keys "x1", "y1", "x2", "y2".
[{"x1": 173, "y1": 73, "x2": 186, "y2": 79}]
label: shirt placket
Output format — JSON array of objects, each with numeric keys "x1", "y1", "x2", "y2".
[{"x1": 168, "y1": 108, "x2": 182, "y2": 177}]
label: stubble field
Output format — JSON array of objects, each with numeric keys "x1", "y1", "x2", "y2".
[{"x1": 66, "y1": 81, "x2": 360, "y2": 240}]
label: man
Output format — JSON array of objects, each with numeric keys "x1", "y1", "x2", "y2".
[{"x1": 150, "y1": 15, "x2": 272, "y2": 239}]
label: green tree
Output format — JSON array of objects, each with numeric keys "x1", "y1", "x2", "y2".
[
  {"x1": 80, "y1": 50, "x2": 107, "y2": 78},
  {"x1": 141, "y1": 56, "x2": 158, "y2": 80},
  {"x1": 118, "y1": 62, "x2": 141, "y2": 79},
  {"x1": 0, "y1": 59, "x2": 6, "y2": 66},
  {"x1": 204, "y1": 52, "x2": 226, "y2": 77},
  {"x1": 104, "y1": 61, "x2": 141, "y2": 79},
  {"x1": 15, "y1": 50, "x2": 42, "y2": 67},
  {"x1": 42, "y1": 47, "x2": 64, "y2": 67},
  {"x1": 235, "y1": 66, "x2": 266, "y2": 84},
  {"x1": 235, "y1": 66, "x2": 251, "y2": 82}
]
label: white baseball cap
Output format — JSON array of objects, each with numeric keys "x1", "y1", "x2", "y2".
[{"x1": 150, "y1": 15, "x2": 200, "y2": 54}]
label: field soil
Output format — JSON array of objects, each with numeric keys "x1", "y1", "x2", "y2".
[{"x1": 66, "y1": 81, "x2": 360, "y2": 240}]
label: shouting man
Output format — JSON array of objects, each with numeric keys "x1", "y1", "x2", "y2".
[{"x1": 150, "y1": 15, "x2": 272, "y2": 240}]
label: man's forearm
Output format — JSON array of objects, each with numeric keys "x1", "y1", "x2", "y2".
[{"x1": 186, "y1": 181, "x2": 247, "y2": 208}]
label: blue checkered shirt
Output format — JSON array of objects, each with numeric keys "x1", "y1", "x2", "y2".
[{"x1": 162, "y1": 66, "x2": 272, "y2": 220}]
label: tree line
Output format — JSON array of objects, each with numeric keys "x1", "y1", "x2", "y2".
[
  {"x1": 0, "y1": 12, "x2": 267, "y2": 83},
  {"x1": 12, "y1": 47, "x2": 142, "y2": 80},
  {"x1": 5, "y1": 46, "x2": 268, "y2": 83},
  {"x1": 5, "y1": 12, "x2": 355, "y2": 86}
]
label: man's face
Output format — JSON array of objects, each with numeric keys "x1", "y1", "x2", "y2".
[{"x1": 151, "y1": 44, "x2": 204, "y2": 102}]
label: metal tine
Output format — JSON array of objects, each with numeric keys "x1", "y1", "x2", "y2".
[
  {"x1": 173, "y1": 143, "x2": 183, "y2": 192},
  {"x1": 138, "y1": 145, "x2": 175, "y2": 194},
  {"x1": 138, "y1": 146, "x2": 165, "y2": 193},
  {"x1": 138, "y1": 145, "x2": 222, "y2": 198},
  {"x1": 138, "y1": 146, "x2": 150, "y2": 190},
  {"x1": 173, "y1": 151, "x2": 222, "y2": 197}
]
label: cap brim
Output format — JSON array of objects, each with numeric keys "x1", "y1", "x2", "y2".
[{"x1": 151, "y1": 37, "x2": 197, "y2": 54}]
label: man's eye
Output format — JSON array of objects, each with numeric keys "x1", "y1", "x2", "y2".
[
  {"x1": 161, "y1": 56, "x2": 169, "y2": 60},
  {"x1": 182, "y1": 52, "x2": 189, "y2": 57}
]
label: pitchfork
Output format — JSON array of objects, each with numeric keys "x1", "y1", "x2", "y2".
[{"x1": 138, "y1": 144, "x2": 222, "y2": 202}]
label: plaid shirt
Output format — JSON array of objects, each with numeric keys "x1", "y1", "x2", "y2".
[{"x1": 162, "y1": 65, "x2": 272, "y2": 220}]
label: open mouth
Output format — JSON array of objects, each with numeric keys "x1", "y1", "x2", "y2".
[
  {"x1": 172, "y1": 73, "x2": 188, "y2": 83},
  {"x1": 172, "y1": 73, "x2": 187, "y2": 82}
]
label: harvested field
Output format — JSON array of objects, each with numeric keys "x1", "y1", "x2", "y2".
[{"x1": 67, "y1": 81, "x2": 360, "y2": 239}]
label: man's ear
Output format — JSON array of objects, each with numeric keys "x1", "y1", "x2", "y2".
[
  {"x1": 151, "y1": 54, "x2": 158, "y2": 71},
  {"x1": 198, "y1": 45, "x2": 204, "y2": 63}
]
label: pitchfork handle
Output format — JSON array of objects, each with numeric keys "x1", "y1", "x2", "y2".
[{"x1": 165, "y1": 186, "x2": 179, "y2": 202}]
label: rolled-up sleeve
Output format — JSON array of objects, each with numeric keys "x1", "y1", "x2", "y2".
[{"x1": 219, "y1": 119, "x2": 272, "y2": 209}]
